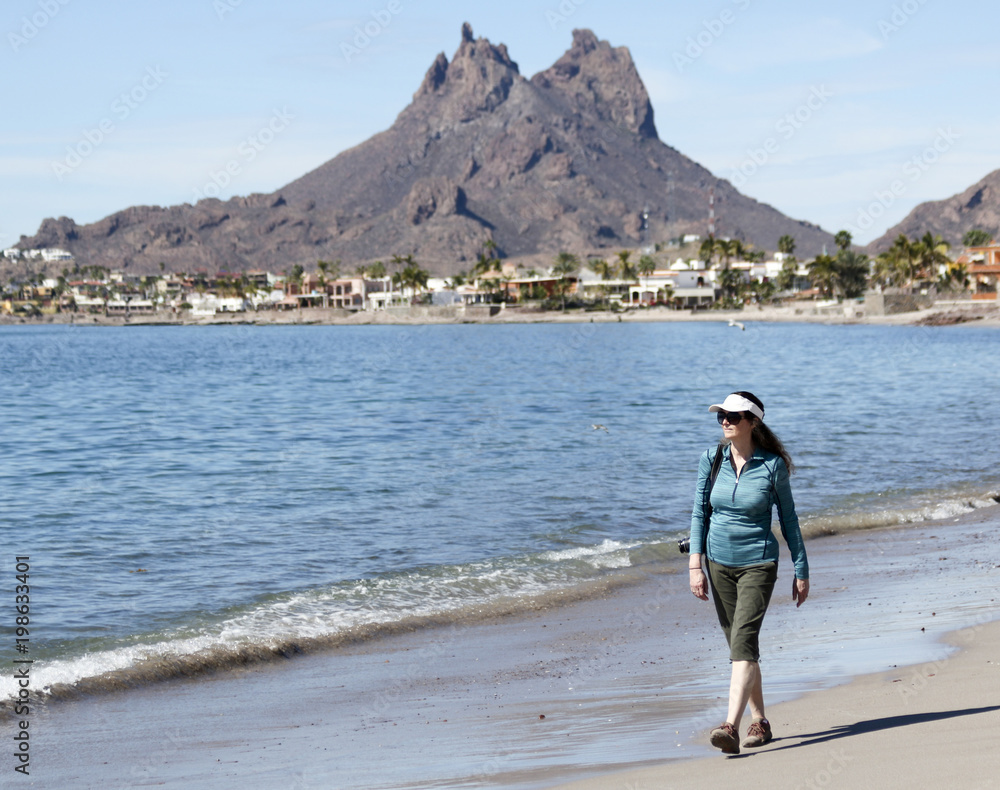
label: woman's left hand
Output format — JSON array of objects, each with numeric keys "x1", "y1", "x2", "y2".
[{"x1": 793, "y1": 577, "x2": 809, "y2": 607}]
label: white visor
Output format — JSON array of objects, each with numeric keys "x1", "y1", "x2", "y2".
[{"x1": 708, "y1": 394, "x2": 764, "y2": 420}]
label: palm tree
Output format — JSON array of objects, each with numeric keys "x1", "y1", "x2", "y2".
[
  {"x1": 871, "y1": 235, "x2": 911, "y2": 289},
  {"x1": 386, "y1": 255, "x2": 425, "y2": 304},
  {"x1": 616, "y1": 250, "x2": 637, "y2": 282},
  {"x1": 717, "y1": 268, "x2": 743, "y2": 305},
  {"x1": 777, "y1": 235, "x2": 796, "y2": 257},
  {"x1": 471, "y1": 243, "x2": 502, "y2": 302},
  {"x1": 703, "y1": 238, "x2": 742, "y2": 271},
  {"x1": 834, "y1": 250, "x2": 870, "y2": 298},
  {"x1": 615, "y1": 250, "x2": 639, "y2": 306},
  {"x1": 913, "y1": 232, "x2": 951, "y2": 282},
  {"x1": 638, "y1": 255, "x2": 656, "y2": 279},
  {"x1": 588, "y1": 258, "x2": 616, "y2": 308},
  {"x1": 286, "y1": 264, "x2": 305, "y2": 291},
  {"x1": 636, "y1": 254, "x2": 657, "y2": 305},
  {"x1": 808, "y1": 254, "x2": 839, "y2": 298},
  {"x1": 753, "y1": 278, "x2": 777, "y2": 304},
  {"x1": 872, "y1": 251, "x2": 905, "y2": 289},
  {"x1": 368, "y1": 261, "x2": 386, "y2": 279},
  {"x1": 886, "y1": 234, "x2": 921, "y2": 285},
  {"x1": 720, "y1": 238, "x2": 744, "y2": 268},
  {"x1": 962, "y1": 229, "x2": 993, "y2": 248},
  {"x1": 699, "y1": 237, "x2": 717, "y2": 268},
  {"x1": 389, "y1": 254, "x2": 410, "y2": 305},
  {"x1": 834, "y1": 230, "x2": 852, "y2": 251},
  {"x1": 400, "y1": 261, "x2": 430, "y2": 304},
  {"x1": 775, "y1": 260, "x2": 798, "y2": 292},
  {"x1": 551, "y1": 252, "x2": 579, "y2": 310}
]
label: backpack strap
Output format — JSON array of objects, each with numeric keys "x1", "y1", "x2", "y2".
[{"x1": 700, "y1": 443, "x2": 725, "y2": 554}]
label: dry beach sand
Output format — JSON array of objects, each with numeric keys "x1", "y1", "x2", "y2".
[
  {"x1": 15, "y1": 502, "x2": 1000, "y2": 789},
  {"x1": 5, "y1": 299, "x2": 1000, "y2": 329}
]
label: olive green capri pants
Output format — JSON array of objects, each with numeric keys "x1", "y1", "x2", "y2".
[{"x1": 706, "y1": 559, "x2": 778, "y2": 662}]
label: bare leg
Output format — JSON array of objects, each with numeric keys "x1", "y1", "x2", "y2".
[
  {"x1": 747, "y1": 661, "x2": 766, "y2": 721},
  {"x1": 726, "y1": 660, "x2": 764, "y2": 727}
]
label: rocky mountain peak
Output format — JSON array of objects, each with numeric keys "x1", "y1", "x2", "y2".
[
  {"x1": 16, "y1": 26, "x2": 839, "y2": 275},
  {"x1": 569, "y1": 27, "x2": 600, "y2": 55},
  {"x1": 412, "y1": 23, "x2": 521, "y2": 123},
  {"x1": 531, "y1": 28, "x2": 657, "y2": 139}
]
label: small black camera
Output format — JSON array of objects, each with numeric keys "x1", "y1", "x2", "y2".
[{"x1": 677, "y1": 537, "x2": 690, "y2": 554}]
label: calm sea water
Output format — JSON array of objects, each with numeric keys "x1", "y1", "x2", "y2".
[{"x1": 1, "y1": 320, "x2": 998, "y2": 702}]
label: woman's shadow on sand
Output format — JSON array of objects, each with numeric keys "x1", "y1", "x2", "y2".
[{"x1": 750, "y1": 705, "x2": 1000, "y2": 754}]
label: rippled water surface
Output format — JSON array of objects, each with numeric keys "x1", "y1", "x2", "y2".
[{"x1": 1, "y1": 321, "x2": 997, "y2": 698}]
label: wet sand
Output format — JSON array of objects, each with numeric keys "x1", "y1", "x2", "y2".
[{"x1": 16, "y1": 503, "x2": 1000, "y2": 789}]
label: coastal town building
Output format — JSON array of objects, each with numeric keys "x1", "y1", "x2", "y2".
[
  {"x1": 5, "y1": 239, "x2": 994, "y2": 318},
  {"x1": 966, "y1": 243, "x2": 1000, "y2": 300}
]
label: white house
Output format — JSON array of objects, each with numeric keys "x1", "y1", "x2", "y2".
[
  {"x1": 186, "y1": 294, "x2": 246, "y2": 316},
  {"x1": 40, "y1": 248, "x2": 74, "y2": 262},
  {"x1": 628, "y1": 266, "x2": 718, "y2": 308}
]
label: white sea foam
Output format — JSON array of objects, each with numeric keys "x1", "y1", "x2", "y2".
[
  {"x1": 0, "y1": 541, "x2": 627, "y2": 704},
  {"x1": 541, "y1": 539, "x2": 636, "y2": 563}
]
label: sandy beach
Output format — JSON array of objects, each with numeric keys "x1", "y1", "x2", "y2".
[
  {"x1": 4, "y1": 299, "x2": 1000, "y2": 329},
  {"x1": 16, "y1": 501, "x2": 999, "y2": 789},
  {"x1": 553, "y1": 618, "x2": 1000, "y2": 790}
]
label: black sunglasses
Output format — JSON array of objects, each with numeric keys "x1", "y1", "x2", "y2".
[{"x1": 717, "y1": 411, "x2": 748, "y2": 425}]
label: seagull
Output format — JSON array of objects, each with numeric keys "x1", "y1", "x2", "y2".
[
  {"x1": 591, "y1": 424, "x2": 609, "y2": 433},
  {"x1": 728, "y1": 319, "x2": 745, "y2": 330}
]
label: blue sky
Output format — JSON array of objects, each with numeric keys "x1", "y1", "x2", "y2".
[{"x1": 3, "y1": 0, "x2": 997, "y2": 251}]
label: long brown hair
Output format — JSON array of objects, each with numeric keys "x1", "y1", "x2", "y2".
[{"x1": 732, "y1": 390, "x2": 794, "y2": 473}]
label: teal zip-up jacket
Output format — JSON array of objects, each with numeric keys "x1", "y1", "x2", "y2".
[{"x1": 689, "y1": 444, "x2": 809, "y2": 579}]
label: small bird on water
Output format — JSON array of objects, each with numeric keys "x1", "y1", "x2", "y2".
[
  {"x1": 728, "y1": 319, "x2": 745, "y2": 330},
  {"x1": 591, "y1": 424, "x2": 609, "y2": 433}
]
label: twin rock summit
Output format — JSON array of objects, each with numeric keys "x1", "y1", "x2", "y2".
[{"x1": 29, "y1": 26, "x2": 851, "y2": 273}]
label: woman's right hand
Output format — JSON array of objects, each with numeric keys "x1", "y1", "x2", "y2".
[{"x1": 689, "y1": 567, "x2": 708, "y2": 600}]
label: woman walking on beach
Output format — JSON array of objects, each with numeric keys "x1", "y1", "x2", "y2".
[{"x1": 688, "y1": 391, "x2": 809, "y2": 754}]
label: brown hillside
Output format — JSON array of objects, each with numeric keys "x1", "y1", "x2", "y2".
[
  {"x1": 19, "y1": 25, "x2": 834, "y2": 275},
  {"x1": 864, "y1": 168, "x2": 1000, "y2": 253}
]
